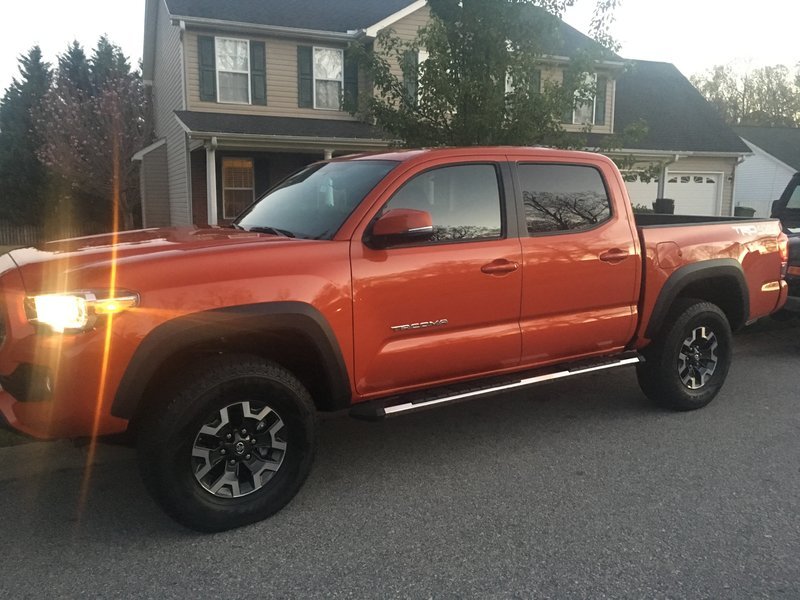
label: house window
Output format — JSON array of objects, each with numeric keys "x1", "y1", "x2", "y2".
[
  {"x1": 314, "y1": 47, "x2": 344, "y2": 110},
  {"x1": 569, "y1": 73, "x2": 608, "y2": 126},
  {"x1": 216, "y1": 38, "x2": 250, "y2": 104},
  {"x1": 222, "y1": 158, "x2": 255, "y2": 219}
]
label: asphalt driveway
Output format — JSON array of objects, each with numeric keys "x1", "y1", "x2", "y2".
[{"x1": 1, "y1": 320, "x2": 798, "y2": 599}]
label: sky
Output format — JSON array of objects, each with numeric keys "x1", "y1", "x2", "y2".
[{"x1": 0, "y1": 0, "x2": 798, "y2": 95}]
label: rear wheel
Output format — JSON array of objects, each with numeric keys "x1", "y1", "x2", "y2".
[
  {"x1": 637, "y1": 299, "x2": 732, "y2": 411},
  {"x1": 137, "y1": 355, "x2": 317, "y2": 532}
]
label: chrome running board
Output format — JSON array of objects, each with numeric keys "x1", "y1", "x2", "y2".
[{"x1": 349, "y1": 353, "x2": 642, "y2": 421}]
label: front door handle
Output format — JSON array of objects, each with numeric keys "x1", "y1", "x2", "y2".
[
  {"x1": 481, "y1": 259, "x2": 519, "y2": 275},
  {"x1": 599, "y1": 249, "x2": 630, "y2": 264}
]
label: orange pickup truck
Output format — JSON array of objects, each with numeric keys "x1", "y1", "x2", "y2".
[{"x1": 0, "y1": 147, "x2": 789, "y2": 531}]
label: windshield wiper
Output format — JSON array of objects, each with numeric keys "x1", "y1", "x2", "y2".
[{"x1": 245, "y1": 226, "x2": 296, "y2": 238}]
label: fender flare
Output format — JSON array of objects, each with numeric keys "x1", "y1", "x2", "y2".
[
  {"x1": 111, "y1": 302, "x2": 352, "y2": 419},
  {"x1": 645, "y1": 258, "x2": 749, "y2": 339}
]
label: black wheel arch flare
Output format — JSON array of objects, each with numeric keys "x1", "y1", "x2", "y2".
[
  {"x1": 111, "y1": 302, "x2": 352, "y2": 420},
  {"x1": 645, "y1": 258, "x2": 750, "y2": 340}
]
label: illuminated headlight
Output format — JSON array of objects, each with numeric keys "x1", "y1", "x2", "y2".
[{"x1": 25, "y1": 291, "x2": 139, "y2": 333}]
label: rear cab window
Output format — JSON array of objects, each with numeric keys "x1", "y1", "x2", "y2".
[{"x1": 516, "y1": 164, "x2": 612, "y2": 235}]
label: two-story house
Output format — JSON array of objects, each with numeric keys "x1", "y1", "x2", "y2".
[{"x1": 136, "y1": 0, "x2": 748, "y2": 227}]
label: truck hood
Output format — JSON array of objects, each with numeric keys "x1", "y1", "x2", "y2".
[{"x1": 7, "y1": 226, "x2": 312, "y2": 291}]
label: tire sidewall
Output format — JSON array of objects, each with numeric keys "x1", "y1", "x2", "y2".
[
  {"x1": 139, "y1": 361, "x2": 317, "y2": 531},
  {"x1": 659, "y1": 303, "x2": 732, "y2": 409}
]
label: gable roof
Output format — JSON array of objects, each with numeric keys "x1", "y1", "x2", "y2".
[
  {"x1": 732, "y1": 126, "x2": 800, "y2": 171},
  {"x1": 588, "y1": 60, "x2": 749, "y2": 154},
  {"x1": 165, "y1": 0, "x2": 419, "y2": 33}
]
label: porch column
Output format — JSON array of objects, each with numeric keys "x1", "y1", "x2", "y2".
[
  {"x1": 323, "y1": 148, "x2": 334, "y2": 160},
  {"x1": 206, "y1": 137, "x2": 218, "y2": 226}
]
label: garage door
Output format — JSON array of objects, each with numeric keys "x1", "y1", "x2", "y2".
[
  {"x1": 665, "y1": 173, "x2": 720, "y2": 215},
  {"x1": 623, "y1": 175, "x2": 658, "y2": 208},
  {"x1": 623, "y1": 172, "x2": 721, "y2": 216}
]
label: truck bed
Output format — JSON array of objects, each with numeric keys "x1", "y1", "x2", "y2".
[{"x1": 633, "y1": 213, "x2": 771, "y2": 227}]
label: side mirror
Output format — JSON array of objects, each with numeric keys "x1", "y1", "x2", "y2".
[
  {"x1": 771, "y1": 199, "x2": 782, "y2": 218},
  {"x1": 367, "y1": 208, "x2": 434, "y2": 249}
]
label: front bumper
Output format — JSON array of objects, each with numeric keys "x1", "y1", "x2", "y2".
[{"x1": 0, "y1": 256, "x2": 131, "y2": 439}]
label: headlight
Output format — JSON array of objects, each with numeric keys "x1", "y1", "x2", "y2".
[{"x1": 25, "y1": 291, "x2": 139, "y2": 333}]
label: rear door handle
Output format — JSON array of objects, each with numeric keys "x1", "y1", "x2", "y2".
[
  {"x1": 599, "y1": 249, "x2": 630, "y2": 264},
  {"x1": 481, "y1": 259, "x2": 519, "y2": 275}
]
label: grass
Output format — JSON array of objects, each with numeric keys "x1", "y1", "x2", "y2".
[{"x1": 0, "y1": 245, "x2": 19, "y2": 255}]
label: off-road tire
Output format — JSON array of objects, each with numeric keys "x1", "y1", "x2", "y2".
[
  {"x1": 637, "y1": 299, "x2": 732, "y2": 411},
  {"x1": 137, "y1": 354, "x2": 317, "y2": 532}
]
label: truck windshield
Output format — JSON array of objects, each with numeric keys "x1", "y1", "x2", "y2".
[{"x1": 234, "y1": 160, "x2": 398, "y2": 240}]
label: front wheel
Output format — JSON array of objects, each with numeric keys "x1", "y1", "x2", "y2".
[
  {"x1": 137, "y1": 355, "x2": 317, "y2": 532},
  {"x1": 637, "y1": 299, "x2": 732, "y2": 411}
]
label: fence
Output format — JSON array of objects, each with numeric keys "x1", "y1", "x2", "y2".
[{"x1": 0, "y1": 222, "x2": 107, "y2": 246}]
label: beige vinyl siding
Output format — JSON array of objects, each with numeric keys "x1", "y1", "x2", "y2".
[
  {"x1": 668, "y1": 156, "x2": 738, "y2": 216},
  {"x1": 185, "y1": 31, "x2": 356, "y2": 120},
  {"x1": 140, "y1": 142, "x2": 171, "y2": 227},
  {"x1": 153, "y1": 0, "x2": 191, "y2": 224},
  {"x1": 379, "y1": 6, "x2": 431, "y2": 79}
]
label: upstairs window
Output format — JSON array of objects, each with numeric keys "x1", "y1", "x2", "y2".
[
  {"x1": 216, "y1": 38, "x2": 250, "y2": 104},
  {"x1": 313, "y1": 47, "x2": 344, "y2": 110},
  {"x1": 564, "y1": 73, "x2": 608, "y2": 126},
  {"x1": 297, "y1": 46, "x2": 358, "y2": 111},
  {"x1": 198, "y1": 36, "x2": 267, "y2": 105}
]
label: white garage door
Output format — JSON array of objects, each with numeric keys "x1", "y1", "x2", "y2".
[
  {"x1": 623, "y1": 176, "x2": 658, "y2": 208},
  {"x1": 665, "y1": 173, "x2": 720, "y2": 215},
  {"x1": 623, "y1": 172, "x2": 721, "y2": 216}
]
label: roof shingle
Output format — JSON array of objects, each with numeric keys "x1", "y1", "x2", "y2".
[
  {"x1": 165, "y1": 0, "x2": 419, "y2": 33},
  {"x1": 733, "y1": 126, "x2": 800, "y2": 171},
  {"x1": 175, "y1": 111, "x2": 386, "y2": 141},
  {"x1": 588, "y1": 60, "x2": 749, "y2": 154}
]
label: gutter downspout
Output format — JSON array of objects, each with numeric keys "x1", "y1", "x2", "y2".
[
  {"x1": 206, "y1": 137, "x2": 218, "y2": 226},
  {"x1": 656, "y1": 154, "x2": 681, "y2": 199},
  {"x1": 730, "y1": 155, "x2": 746, "y2": 216}
]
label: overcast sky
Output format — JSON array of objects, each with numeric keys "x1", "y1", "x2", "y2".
[{"x1": 1, "y1": 1, "x2": 798, "y2": 95}]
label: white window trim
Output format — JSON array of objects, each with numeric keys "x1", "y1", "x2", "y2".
[
  {"x1": 313, "y1": 46, "x2": 344, "y2": 111},
  {"x1": 417, "y1": 49, "x2": 429, "y2": 101},
  {"x1": 573, "y1": 73, "x2": 597, "y2": 126},
  {"x1": 215, "y1": 37, "x2": 251, "y2": 105},
  {"x1": 222, "y1": 158, "x2": 255, "y2": 220}
]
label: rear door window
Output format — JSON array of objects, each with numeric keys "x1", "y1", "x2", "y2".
[{"x1": 517, "y1": 164, "x2": 612, "y2": 235}]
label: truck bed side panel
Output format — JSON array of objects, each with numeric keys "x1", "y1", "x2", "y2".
[{"x1": 634, "y1": 219, "x2": 786, "y2": 347}]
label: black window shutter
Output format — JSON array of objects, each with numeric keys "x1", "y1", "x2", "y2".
[
  {"x1": 198, "y1": 36, "x2": 217, "y2": 102},
  {"x1": 297, "y1": 46, "x2": 313, "y2": 108},
  {"x1": 343, "y1": 55, "x2": 359, "y2": 112},
  {"x1": 532, "y1": 69, "x2": 541, "y2": 94},
  {"x1": 250, "y1": 41, "x2": 267, "y2": 105},
  {"x1": 594, "y1": 75, "x2": 607, "y2": 126}
]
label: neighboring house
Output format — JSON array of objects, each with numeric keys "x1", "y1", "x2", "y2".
[
  {"x1": 732, "y1": 126, "x2": 800, "y2": 217},
  {"x1": 136, "y1": 0, "x2": 749, "y2": 227}
]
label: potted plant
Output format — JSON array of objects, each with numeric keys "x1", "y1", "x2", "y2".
[{"x1": 653, "y1": 198, "x2": 675, "y2": 214}]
